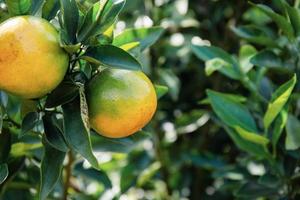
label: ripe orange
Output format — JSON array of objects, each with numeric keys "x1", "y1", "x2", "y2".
[
  {"x1": 0, "y1": 16, "x2": 69, "y2": 99},
  {"x1": 87, "y1": 68, "x2": 157, "y2": 138}
]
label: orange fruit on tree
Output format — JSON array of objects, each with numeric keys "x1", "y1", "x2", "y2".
[
  {"x1": 87, "y1": 68, "x2": 157, "y2": 138},
  {"x1": 0, "y1": 16, "x2": 69, "y2": 99}
]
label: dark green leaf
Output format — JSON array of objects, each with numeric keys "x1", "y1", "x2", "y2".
[
  {"x1": 0, "y1": 163, "x2": 8, "y2": 184},
  {"x1": 59, "y1": 0, "x2": 79, "y2": 43},
  {"x1": 83, "y1": 45, "x2": 142, "y2": 70},
  {"x1": 113, "y1": 27, "x2": 164, "y2": 51},
  {"x1": 285, "y1": 3, "x2": 300, "y2": 36},
  {"x1": 42, "y1": 0, "x2": 59, "y2": 20},
  {"x1": 45, "y1": 80, "x2": 79, "y2": 108},
  {"x1": 39, "y1": 138, "x2": 66, "y2": 200},
  {"x1": 43, "y1": 113, "x2": 69, "y2": 152},
  {"x1": 91, "y1": 130, "x2": 150, "y2": 153},
  {"x1": 62, "y1": 89, "x2": 99, "y2": 169},
  {"x1": 235, "y1": 181, "x2": 278, "y2": 198},
  {"x1": 263, "y1": 74, "x2": 296, "y2": 129},
  {"x1": 73, "y1": 162, "x2": 112, "y2": 188},
  {"x1": 6, "y1": 0, "x2": 31, "y2": 15},
  {"x1": 207, "y1": 90, "x2": 257, "y2": 132},
  {"x1": 154, "y1": 84, "x2": 168, "y2": 99},
  {"x1": 231, "y1": 25, "x2": 278, "y2": 47},
  {"x1": 250, "y1": 50, "x2": 282, "y2": 68},
  {"x1": 20, "y1": 112, "x2": 40, "y2": 138},
  {"x1": 285, "y1": 114, "x2": 300, "y2": 150},
  {"x1": 0, "y1": 129, "x2": 11, "y2": 163}
]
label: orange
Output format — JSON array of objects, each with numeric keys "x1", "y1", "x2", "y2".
[
  {"x1": 87, "y1": 68, "x2": 157, "y2": 138},
  {"x1": 0, "y1": 16, "x2": 69, "y2": 99}
]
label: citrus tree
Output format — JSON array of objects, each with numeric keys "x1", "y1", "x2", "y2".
[{"x1": 0, "y1": 0, "x2": 165, "y2": 199}]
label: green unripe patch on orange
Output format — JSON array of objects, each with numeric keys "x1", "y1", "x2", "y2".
[{"x1": 87, "y1": 68, "x2": 157, "y2": 138}]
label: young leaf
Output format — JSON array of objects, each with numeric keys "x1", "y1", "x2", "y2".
[
  {"x1": 239, "y1": 44, "x2": 257, "y2": 73},
  {"x1": 137, "y1": 162, "x2": 161, "y2": 187},
  {"x1": 62, "y1": 88, "x2": 99, "y2": 169},
  {"x1": 0, "y1": 163, "x2": 8, "y2": 184},
  {"x1": 251, "y1": 3, "x2": 294, "y2": 40},
  {"x1": 154, "y1": 84, "x2": 168, "y2": 99},
  {"x1": 113, "y1": 27, "x2": 164, "y2": 51},
  {"x1": 59, "y1": 0, "x2": 79, "y2": 43},
  {"x1": 83, "y1": 45, "x2": 142, "y2": 70},
  {"x1": 39, "y1": 138, "x2": 66, "y2": 200},
  {"x1": 207, "y1": 90, "x2": 257, "y2": 132},
  {"x1": 42, "y1": 0, "x2": 60, "y2": 20},
  {"x1": 77, "y1": 0, "x2": 125, "y2": 42},
  {"x1": 6, "y1": 0, "x2": 31, "y2": 15},
  {"x1": 263, "y1": 74, "x2": 296, "y2": 129},
  {"x1": 20, "y1": 112, "x2": 40, "y2": 138},
  {"x1": 285, "y1": 114, "x2": 300, "y2": 150},
  {"x1": 205, "y1": 58, "x2": 240, "y2": 80},
  {"x1": 272, "y1": 108, "x2": 288, "y2": 152},
  {"x1": 234, "y1": 126, "x2": 269, "y2": 145},
  {"x1": 43, "y1": 113, "x2": 69, "y2": 152}
]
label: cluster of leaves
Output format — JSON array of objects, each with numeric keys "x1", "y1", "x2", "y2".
[
  {"x1": 0, "y1": 0, "x2": 166, "y2": 199},
  {"x1": 192, "y1": 0, "x2": 300, "y2": 199}
]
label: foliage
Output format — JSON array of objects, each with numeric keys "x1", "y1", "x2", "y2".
[{"x1": 2, "y1": 0, "x2": 300, "y2": 200}]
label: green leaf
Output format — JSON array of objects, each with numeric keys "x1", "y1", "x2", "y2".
[
  {"x1": 137, "y1": 162, "x2": 161, "y2": 187},
  {"x1": 250, "y1": 50, "x2": 282, "y2": 68},
  {"x1": 191, "y1": 45, "x2": 237, "y2": 67},
  {"x1": 154, "y1": 84, "x2": 168, "y2": 99},
  {"x1": 0, "y1": 163, "x2": 8, "y2": 184},
  {"x1": 30, "y1": 0, "x2": 45, "y2": 15},
  {"x1": 234, "y1": 126, "x2": 269, "y2": 145},
  {"x1": 39, "y1": 138, "x2": 66, "y2": 200},
  {"x1": 77, "y1": 0, "x2": 125, "y2": 42},
  {"x1": 251, "y1": 3, "x2": 294, "y2": 40},
  {"x1": 83, "y1": 45, "x2": 142, "y2": 70},
  {"x1": 59, "y1": 0, "x2": 79, "y2": 43},
  {"x1": 272, "y1": 108, "x2": 288, "y2": 152},
  {"x1": 0, "y1": 129, "x2": 11, "y2": 163},
  {"x1": 6, "y1": 0, "x2": 31, "y2": 16},
  {"x1": 263, "y1": 74, "x2": 296, "y2": 129},
  {"x1": 62, "y1": 88, "x2": 99, "y2": 169},
  {"x1": 235, "y1": 181, "x2": 278, "y2": 198},
  {"x1": 113, "y1": 27, "x2": 164, "y2": 51},
  {"x1": 207, "y1": 90, "x2": 257, "y2": 132},
  {"x1": 239, "y1": 44, "x2": 257, "y2": 73},
  {"x1": 285, "y1": 3, "x2": 300, "y2": 36},
  {"x1": 42, "y1": 0, "x2": 59, "y2": 20},
  {"x1": 285, "y1": 114, "x2": 300, "y2": 150},
  {"x1": 91, "y1": 130, "x2": 150, "y2": 153},
  {"x1": 20, "y1": 112, "x2": 40, "y2": 138},
  {"x1": 45, "y1": 80, "x2": 79, "y2": 108},
  {"x1": 73, "y1": 162, "x2": 112, "y2": 188},
  {"x1": 231, "y1": 25, "x2": 278, "y2": 47},
  {"x1": 43, "y1": 112, "x2": 69, "y2": 152},
  {"x1": 205, "y1": 58, "x2": 240, "y2": 80}
]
